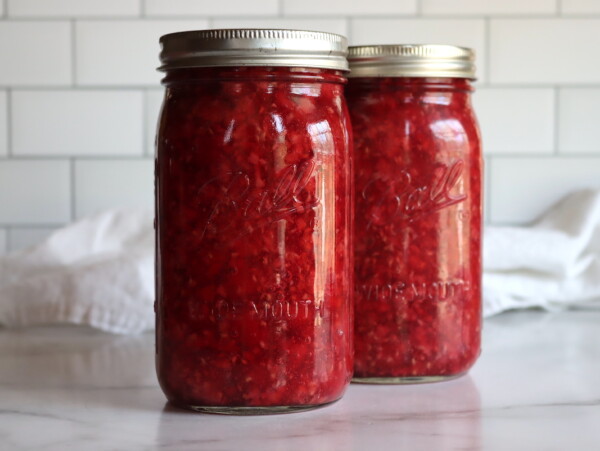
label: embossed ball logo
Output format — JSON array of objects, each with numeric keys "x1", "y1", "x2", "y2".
[
  {"x1": 196, "y1": 160, "x2": 320, "y2": 239},
  {"x1": 361, "y1": 160, "x2": 467, "y2": 227}
]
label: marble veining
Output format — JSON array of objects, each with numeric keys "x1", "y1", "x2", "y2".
[{"x1": 1, "y1": 311, "x2": 600, "y2": 450}]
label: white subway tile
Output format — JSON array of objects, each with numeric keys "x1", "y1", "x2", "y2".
[
  {"x1": 7, "y1": 227, "x2": 56, "y2": 252},
  {"x1": 559, "y1": 89, "x2": 600, "y2": 154},
  {"x1": 12, "y1": 90, "x2": 143, "y2": 156},
  {"x1": 490, "y1": 157, "x2": 600, "y2": 224},
  {"x1": 0, "y1": 91, "x2": 7, "y2": 156},
  {"x1": 422, "y1": 0, "x2": 556, "y2": 15},
  {"x1": 284, "y1": 0, "x2": 416, "y2": 15},
  {"x1": 212, "y1": 18, "x2": 347, "y2": 37},
  {"x1": 473, "y1": 88, "x2": 554, "y2": 154},
  {"x1": 351, "y1": 19, "x2": 486, "y2": 81},
  {"x1": 76, "y1": 20, "x2": 208, "y2": 86},
  {"x1": 561, "y1": 0, "x2": 600, "y2": 14},
  {"x1": 145, "y1": 0, "x2": 278, "y2": 16},
  {"x1": 490, "y1": 19, "x2": 600, "y2": 84},
  {"x1": 0, "y1": 21, "x2": 71, "y2": 86},
  {"x1": 0, "y1": 160, "x2": 71, "y2": 224},
  {"x1": 0, "y1": 229, "x2": 6, "y2": 254},
  {"x1": 75, "y1": 159, "x2": 153, "y2": 218},
  {"x1": 145, "y1": 89, "x2": 163, "y2": 156},
  {"x1": 8, "y1": 0, "x2": 140, "y2": 17}
]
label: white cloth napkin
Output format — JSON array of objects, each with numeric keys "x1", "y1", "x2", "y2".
[
  {"x1": 483, "y1": 189, "x2": 600, "y2": 316},
  {"x1": 0, "y1": 210, "x2": 154, "y2": 334},
  {"x1": 1, "y1": 190, "x2": 599, "y2": 334}
]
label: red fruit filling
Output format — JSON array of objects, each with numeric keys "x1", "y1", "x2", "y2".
[
  {"x1": 155, "y1": 67, "x2": 353, "y2": 407},
  {"x1": 347, "y1": 77, "x2": 482, "y2": 379}
]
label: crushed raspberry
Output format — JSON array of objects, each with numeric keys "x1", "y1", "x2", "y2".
[
  {"x1": 155, "y1": 67, "x2": 353, "y2": 408},
  {"x1": 347, "y1": 77, "x2": 482, "y2": 380}
]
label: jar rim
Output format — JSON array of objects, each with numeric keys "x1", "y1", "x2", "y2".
[
  {"x1": 347, "y1": 44, "x2": 476, "y2": 80},
  {"x1": 158, "y1": 28, "x2": 349, "y2": 72}
]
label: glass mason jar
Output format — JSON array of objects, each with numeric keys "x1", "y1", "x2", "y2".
[
  {"x1": 155, "y1": 29, "x2": 353, "y2": 413},
  {"x1": 347, "y1": 45, "x2": 482, "y2": 383}
]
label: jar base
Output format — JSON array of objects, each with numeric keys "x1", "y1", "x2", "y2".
[
  {"x1": 171, "y1": 398, "x2": 340, "y2": 415},
  {"x1": 352, "y1": 372, "x2": 465, "y2": 385}
]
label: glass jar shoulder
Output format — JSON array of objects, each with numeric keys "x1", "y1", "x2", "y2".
[
  {"x1": 158, "y1": 81, "x2": 349, "y2": 166},
  {"x1": 346, "y1": 77, "x2": 480, "y2": 160}
]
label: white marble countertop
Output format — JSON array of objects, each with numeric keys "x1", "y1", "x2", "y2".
[{"x1": 1, "y1": 310, "x2": 599, "y2": 450}]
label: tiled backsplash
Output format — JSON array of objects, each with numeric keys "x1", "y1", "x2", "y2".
[{"x1": 1, "y1": 0, "x2": 600, "y2": 253}]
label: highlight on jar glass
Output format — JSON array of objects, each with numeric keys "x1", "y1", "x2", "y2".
[
  {"x1": 347, "y1": 45, "x2": 483, "y2": 384},
  {"x1": 154, "y1": 29, "x2": 354, "y2": 414}
]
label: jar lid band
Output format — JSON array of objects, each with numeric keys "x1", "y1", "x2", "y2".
[
  {"x1": 347, "y1": 44, "x2": 476, "y2": 79},
  {"x1": 158, "y1": 28, "x2": 349, "y2": 72}
]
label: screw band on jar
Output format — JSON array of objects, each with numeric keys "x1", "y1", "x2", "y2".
[
  {"x1": 158, "y1": 28, "x2": 349, "y2": 72},
  {"x1": 347, "y1": 44, "x2": 476, "y2": 79}
]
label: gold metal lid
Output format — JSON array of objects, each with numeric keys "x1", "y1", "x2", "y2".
[
  {"x1": 158, "y1": 28, "x2": 348, "y2": 72},
  {"x1": 347, "y1": 44, "x2": 476, "y2": 79}
]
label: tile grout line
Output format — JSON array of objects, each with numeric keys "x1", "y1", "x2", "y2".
[
  {"x1": 5, "y1": 225, "x2": 12, "y2": 253},
  {"x1": 0, "y1": 85, "x2": 183, "y2": 90},
  {"x1": 140, "y1": 0, "x2": 145, "y2": 17},
  {"x1": 8, "y1": 153, "x2": 597, "y2": 160},
  {"x1": 278, "y1": 0, "x2": 284, "y2": 17},
  {"x1": 6, "y1": 89, "x2": 12, "y2": 157},
  {"x1": 70, "y1": 158, "x2": 76, "y2": 221},
  {"x1": 7, "y1": 225, "x2": 57, "y2": 230},
  {"x1": 486, "y1": 156, "x2": 493, "y2": 224},
  {"x1": 141, "y1": 88, "x2": 148, "y2": 157},
  {"x1": 3, "y1": 83, "x2": 600, "y2": 90},
  {"x1": 3, "y1": 14, "x2": 600, "y2": 21},
  {"x1": 554, "y1": 87, "x2": 560, "y2": 155},
  {"x1": 0, "y1": 223, "x2": 69, "y2": 228},
  {"x1": 486, "y1": 154, "x2": 600, "y2": 159},
  {"x1": 0, "y1": 228, "x2": 5, "y2": 254},
  {"x1": 1, "y1": 12, "x2": 600, "y2": 21},
  {"x1": 70, "y1": 19, "x2": 76, "y2": 86},
  {"x1": 2, "y1": 155, "x2": 154, "y2": 161},
  {"x1": 484, "y1": 17, "x2": 491, "y2": 84},
  {"x1": 345, "y1": 17, "x2": 352, "y2": 44}
]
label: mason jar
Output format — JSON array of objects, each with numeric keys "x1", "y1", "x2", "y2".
[
  {"x1": 347, "y1": 45, "x2": 482, "y2": 383},
  {"x1": 155, "y1": 29, "x2": 353, "y2": 413}
]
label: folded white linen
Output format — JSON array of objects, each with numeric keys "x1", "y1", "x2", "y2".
[
  {"x1": 1, "y1": 189, "x2": 599, "y2": 334},
  {"x1": 483, "y1": 189, "x2": 600, "y2": 316},
  {"x1": 0, "y1": 210, "x2": 154, "y2": 334}
]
